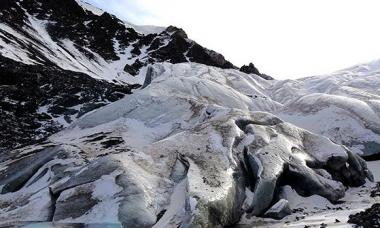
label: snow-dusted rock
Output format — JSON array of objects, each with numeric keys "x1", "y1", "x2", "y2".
[{"x1": 263, "y1": 199, "x2": 291, "y2": 219}]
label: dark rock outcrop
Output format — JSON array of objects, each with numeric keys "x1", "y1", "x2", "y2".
[
  {"x1": 264, "y1": 199, "x2": 292, "y2": 219},
  {"x1": 240, "y1": 63, "x2": 274, "y2": 80},
  {"x1": 240, "y1": 63, "x2": 261, "y2": 75},
  {"x1": 348, "y1": 203, "x2": 380, "y2": 228},
  {"x1": 0, "y1": 56, "x2": 137, "y2": 152}
]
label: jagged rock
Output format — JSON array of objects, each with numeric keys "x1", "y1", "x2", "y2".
[
  {"x1": 124, "y1": 63, "x2": 139, "y2": 76},
  {"x1": 123, "y1": 59, "x2": 145, "y2": 76},
  {"x1": 240, "y1": 63, "x2": 273, "y2": 80},
  {"x1": 187, "y1": 43, "x2": 235, "y2": 69},
  {"x1": 0, "y1": 0, "x2": 241, "y2": 83},
  {"x1": 348, "y1": 203, "x2": 380, "y2": 228},
  {"x1": 166, "y1": 26, "x2": 188, "y2": 39},
  {"x1": 264, "y1": 199, "x2": 292, "y2": 219},
  {"x1": 0, "y1": 0, "x2": 254, "y2": 154},
  {"x1": 370, "y1": 183, "x2": 380, "y2": 197},
  {"x1": 240, "y1": 63, "x2": 261, "y2": 75},
  {"x1": 260, "y1": 73, "x2": 275, "y2": 80}
]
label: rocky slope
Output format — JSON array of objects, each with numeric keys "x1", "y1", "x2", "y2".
[
  {"x1": 0, "y1": 0, "x2": 379, "y2": 227},
  {"x1": 0, "y1": 0, "x2": 240, "y2": 84},
  {"x1": 0, "y1": 0, "x2": 263, "y2": 152},
  {"x1": 0, "y1": 55, "x2": 139, "y2": 152}
]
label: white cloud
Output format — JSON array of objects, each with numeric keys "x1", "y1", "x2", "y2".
[{"x1": 86, "y1": 0, "x2": 380, "y2": 79}]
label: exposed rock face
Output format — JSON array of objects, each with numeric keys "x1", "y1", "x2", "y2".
[
  {"x1": 0, "y1": 56, "x2": 137, "y2": 152},
  {"x1": 240, "y1": 63, "x2": 273, "y2": 80},
  {"x1": 0, "y1": 63, "x2": 372, "y2": 227},
  {"x1": 240, "y1": 63, "x2": 261, "y2": 75},
  {"x1": 0, "y1": 0, "x2": 239, "y2": 83}
]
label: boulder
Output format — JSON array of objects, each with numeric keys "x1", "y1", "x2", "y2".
[{"x1": 264, "y1": 199, "x2": 292, "y2": 219}]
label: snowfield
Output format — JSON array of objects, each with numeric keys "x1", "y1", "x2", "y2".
[{"x1": 269, "y1": 62, "x2": 380, "y2": 157}]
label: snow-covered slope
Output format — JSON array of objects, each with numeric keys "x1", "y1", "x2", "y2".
[{"x1": 269, "y1": 63, "x2": 380, "y2": 157}]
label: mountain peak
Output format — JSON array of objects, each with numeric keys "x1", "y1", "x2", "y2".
[{"x1": 0, "y1": 0, "x2": 264, "y2": 84}]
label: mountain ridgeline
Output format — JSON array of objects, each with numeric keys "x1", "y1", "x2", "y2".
[{"x1": 0, "y1": 0, "x2": 267, "y2": 151}]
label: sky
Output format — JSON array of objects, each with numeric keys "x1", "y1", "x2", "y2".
[{"x1": 86, "y1": 0, "x2": 380, "y2": 79}]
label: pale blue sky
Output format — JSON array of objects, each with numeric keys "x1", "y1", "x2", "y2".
[{"x1": 86, "y1": 0, "x2": 380, "y2": 79}]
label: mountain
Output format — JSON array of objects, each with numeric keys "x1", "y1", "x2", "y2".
[
  {"x1": 0, "y1": 0, "x2": 379, "y2": 227},
  {"x1": 0, "y1": 0, "x2": 261, "y2": 152},
  {"x1": 0, "y1": 0, "x2": 237, "y2": 83}
]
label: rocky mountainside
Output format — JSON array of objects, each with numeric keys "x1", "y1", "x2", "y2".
[
  {"x1": 0, "y1": 0, "x2": 266, "y2": 152},
  {"x1": 0, "y1": 0, "x2": 240, "y2": 83},
  {"x1": 0, "y1": 55, "x2": 139, "y2": 152},
  {"x1": 0, "y1": 0, "x2": 379, "y2": 227}
]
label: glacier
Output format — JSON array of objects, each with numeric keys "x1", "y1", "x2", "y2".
[{"x1": 0, "y1": 63, "x2": 377, "y2": 227}]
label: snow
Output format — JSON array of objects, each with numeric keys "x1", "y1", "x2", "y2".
[
  {"x1": 41, "y1": 62, "x2": 377, "y2": 226},
  {"x1": 0, "y1": 23, "x2": 39, "y2": 64},
  {"x1": 0, "y1": 188, "x2": 52, "y2": 223},
  {"x1": 0, "y1": 4, "x2": 156, "y2": 84},
  {"x1": 367, "y1": 160, "x2": 380, "y2": 182},
  {"x1": 281, "y1": 185, "x2": 334, "y2": 211},
  {"x1": 75, "y1": 0, "x2": 104, "y2": 16},
  {"x1": 91, "y1": 171, "x2": 123, "y2": 199},
  {"x1": 239, "y1": 181, "x2": 378, "y2": 227},
  {"x1": 76, "y1": 0, "x2": 165, "y2": 35},
  {"x1": 269, "y1": 59, "x2": 380, "y2": 156},
  {"x1": 124, "y1": 21, "x2": 166, "y2": 35},
  {"x1": 56, "y1": 171, "x2": 124, "y2": 224},
  {"x1": 0, "y1": 58, "x2": 378, "y2": 226},
  {"x1": 153, "y1": 178, "x2": 189, "y2": 228},
  {"x1": 239, "y1": 157, "x2": 380, "y2": 227},
  {"x1": 143, "y1": 63, "x2": 282, "y2": 112}
]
